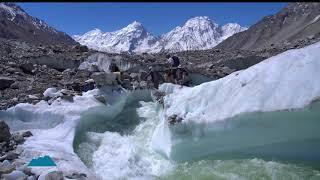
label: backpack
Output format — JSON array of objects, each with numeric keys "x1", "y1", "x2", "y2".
[{"x1": 172, "y1": 56, "x2": 180, "y2": 67}]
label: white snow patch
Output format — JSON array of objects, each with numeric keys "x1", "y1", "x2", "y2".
[
  {"x1": 4, "y1": 89, "x2": 103, "y2": 178},
  {"x1": 160, "y1": 41, "x2": 320, "y2": 124}
]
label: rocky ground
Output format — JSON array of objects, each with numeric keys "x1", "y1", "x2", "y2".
[
  {"x1": 120, "y1": 34, "x2": 320, "y2": 79},
  {"x1": 1, "y1": 35, "x2": 319, "y2": 110},
  {"x1": 0, "y1": 38, "x2": 98, "y2": 110}
]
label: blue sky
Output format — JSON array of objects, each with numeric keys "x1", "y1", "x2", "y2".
[{"x1": 18, "y1": 3, "x2": 287, "y2": 36}]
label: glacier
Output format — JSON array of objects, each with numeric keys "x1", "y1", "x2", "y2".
[{"x1": 159, "y1": 41, "x2": 320, "y2": 124}]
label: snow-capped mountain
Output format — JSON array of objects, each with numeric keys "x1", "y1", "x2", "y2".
[
  {"x1": 220, "y1": 23, "x2": 248, "y2": 42},
  {"x1": 0, "y1": 3, "x2": 77, "y2": 45},
  {"x1": 161, "y1": 16, "x2": 222, "y2": 52},
  {"x1": 74, "y1": 21, "x2": 162, "y2": 54},
  {"x1": 74, "y1": 16, "x2": 247, "y2": 54}
]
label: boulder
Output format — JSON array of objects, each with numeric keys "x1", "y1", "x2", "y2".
[
  {"x1": 19, "y1": 63, "x2": 34, "y2": 74},
  {"x1": 94, "y1": 95, "x2": 106, "y2": 104},
  {"x1": 167, "y1": 114, "x2": 183, "y2": 125},
  {"x1": 73, "y1": 45, "x2": 89, "y2": 52},
  {"x1": 43, "y1": 171, "x2": 63, "y2": 180},
  {"x1": 10, "y1": 82, "x2": 20, "y2": 89},
  {"x1": 65, "y1": 172, "x2": 87, "y2": 179},
  {"x1": 22, "y1": 131, "x2": 33, "y2": 138},
  {"x1": 60, "y1": 89, "x2": 75, "y2": 102},
  {"x1": 22, "y1": 167, "x2": 33, "y2": 176},
  {"x1": 1, "y1": 170, "x2": 27, "y2": 180},
  {"x1": 5, "y1": 151, "x2": 19, "y2": 160},
  {"x1": 7, "y1": 62, "x2": 17, "y2": 67},
  {"x1": 6, "y1": 68, "x2": 17, "y2": 74},
  {"x1": 12, "y1": 133, "x2": 25, "y2": 144},
  {"x1": 78, "y1": 45, "x2": 89, "y2": 52},
  {"x1": 0, "y1": 160, "x2": 15, "y2": 176},
  {"x1": 0, "y1": 77, "x2": 15, "y2": 90},
  {"x1": 0, "y1": 121, "x2": 11, "y2": 142}
]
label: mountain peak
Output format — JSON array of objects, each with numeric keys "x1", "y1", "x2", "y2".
[
  {"x1": 184, "y1": 16, "x2": 218, "y2": 29},
  {"x1": 0, "y1": 2, "x2": 77, "y2": 45},
  {"x1": 75, "y1": 16, "x2": 246, "y2": 53},
  {"x1": 126, "y1": 21, "x2": 144, "y2": 29},
  {"x1": 0, "y1": 2, "x2": 26, "y2": 17},
  {"x1": 188, "y1": 16, "x2": 211, "y2": 22}
]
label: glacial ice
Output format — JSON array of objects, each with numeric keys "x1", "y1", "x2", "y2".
[{"x1": 159, "y1": 41, "x2": 320, "y2": 124}]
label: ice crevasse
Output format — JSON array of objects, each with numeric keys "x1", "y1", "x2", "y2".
[{"x1": 159, "y1": 41, "x2": 320, "y2": 124}]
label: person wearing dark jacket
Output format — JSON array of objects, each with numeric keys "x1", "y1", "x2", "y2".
[
  {"x1": 166, "y1": 55, "x2": 180, "y2": 81},
  {"x1": 109, "y1": 59, "x2": 120, "y2": 72},
  {"x1": 145, "y1": 66, "x2": 165, "y2": 89}
]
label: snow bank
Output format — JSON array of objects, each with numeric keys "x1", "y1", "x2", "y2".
[
  {"x1": 3, "y1": 89, "x2": 103, "y2": 178},
  {"x1": 160, "y1": 41, "x2": 320, "y2": 124}
]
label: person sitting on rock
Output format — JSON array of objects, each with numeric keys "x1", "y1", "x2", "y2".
[{"x1": 145, "y1": 66, "x2": 165, "y2": 89}]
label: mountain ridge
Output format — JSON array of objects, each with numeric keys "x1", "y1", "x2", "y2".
[
  {"x1": 73, "y1": 16, "x2": 247, "y2": 54},
  {"x1": 0, "y1": 2, "x2": 78, "y2": 45}
]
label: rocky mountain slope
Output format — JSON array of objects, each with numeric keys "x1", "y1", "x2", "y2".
[
  {"x1": 0, "y1": 3, "x2": 78, "y2": 45},
  {"x1": 74, "y1": 16, "x2": 247, "y2": 53},
  {"x1": 216, "y1": 2, "x2": 320, "y2": 50}
]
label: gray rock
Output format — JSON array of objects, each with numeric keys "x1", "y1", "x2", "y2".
[
  {"x1": 167, "y1": 114, "x2": 183, "y2": 125},
  {"x1": 12, "y1": 134, "x2": 25, "y2": 144},
  {"x1": 7, "y1": 62, "x2": 17, "y2": 67},
  {"x1": 0, "y1": 77, "x2": 15, "y2": 90},
  {"x1": 19, "y1": 63, "x2": 34, "y2": 74},
  {"x1": 5, "y1": 151, "x2": 19, "y2": 160},
  {"x1": 1, "y1": 170, "x2": 27, "y2": 180},
  {"x1": 44, "y1": 171, "x2": 64, "y2": 180},
  {"x1": 94, "y1": 95, "x2": 106, "y2": 104},
  {"x1": 60, "y1": 89, "x2": 75, "y2": 102},
  {"x1": 0, "y1": 121, "x2": 11, "y2": 142},
  {"x1": 22, "y1": 131, "x2": 33, "y2": 138},
  {"x1": 22, "y1": 167, "x2": 33, "y2": 176},
  {"x1": 65, "y1": 172, "x2": 87, "y2": 179},
  {"x1": 10, "y1": 82, "x2": 20, "y2": 89},
  {"x1": 6, "y1": 68, "x2": 17, "y2": 74},
  {"x1": 78, "y1": 45, "x2": 89, "y2": 52},
  {"x1": 0, "y1": 160, "x2": 15, "y2": 176}
]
